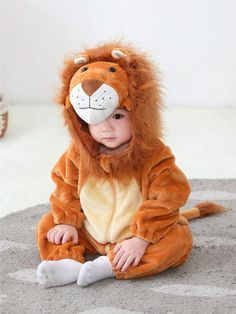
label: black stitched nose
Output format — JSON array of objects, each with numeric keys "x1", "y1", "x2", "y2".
[{"x1": 81, "y1": 79, "x2": 103, "y2": 96}]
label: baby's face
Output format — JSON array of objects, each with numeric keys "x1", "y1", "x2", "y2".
[{"x1": 88, "y1": 108, "x2": 132, "y2": 149}]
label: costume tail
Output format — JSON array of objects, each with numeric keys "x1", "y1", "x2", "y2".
[{"x1": 181, "y1": 201, "x2": 227, "y2": 221}]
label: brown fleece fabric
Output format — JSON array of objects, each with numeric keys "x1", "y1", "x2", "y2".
[
  {"x1": 37, "y1": 41, "x2": 193, "y2": 279},
  {"x1": 37, "y1": 211, "x2": 192, "y2": 279}
]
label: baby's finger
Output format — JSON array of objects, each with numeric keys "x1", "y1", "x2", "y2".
[
  {"x1": 55, "y1": 231, "x2": 64, "y2": 244},
  {"x1": 61, "y1": 232, "x2": 70, "y2": 244},
  {"x1": 71, "y1": 232, "x2": 78, "y2": 244},
  {"x1": 113, "y1": 243, "x2": 121, "y2": 254},
  {"x1": 116, "y1": 252, "x2": 130, "y2": 271},
  {"x1": 112, "y1": 249, "x2": 124, "y2": 266},
  {"x1": 121, "y1": 255, "x2": 135, "y2": 272},
  {"x1": 48, "y1": 229, "x2": 57, "y2": 243},
  {"x1": 132, "y1": 256, "x2": 140, "y2": 267},
  {"x1": 47, "y1": 229, "x2": 53, "y2": 242}
]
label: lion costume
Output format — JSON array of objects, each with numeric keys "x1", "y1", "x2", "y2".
[{"x1": 36, "y1": 42, "x2": 225, "y2": 280}]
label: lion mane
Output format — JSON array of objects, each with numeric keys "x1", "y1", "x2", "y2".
[{"x1": 56, "y1": 41, "x2": 164, "y2": 180}]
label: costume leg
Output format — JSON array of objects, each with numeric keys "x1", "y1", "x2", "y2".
[
  {"x1": 108, "y1": 221, "x2": 192, "y2": 280},
  {"x1": 36, "y1": 212, "x2": 99, "y2": 287},
  {"x1": 36, "y1": 212, "x2": 97, "y2": 263}
]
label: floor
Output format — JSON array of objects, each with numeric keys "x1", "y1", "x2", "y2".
[{"x1": 0, "y1": 105, "x2": 235, "y2": 218}]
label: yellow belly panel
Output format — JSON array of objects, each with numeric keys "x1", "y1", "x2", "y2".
[{"x1": 80, "y1": 176, "x2": 143, "y2": 244}]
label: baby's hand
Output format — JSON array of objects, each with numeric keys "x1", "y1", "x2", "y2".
[
  {"x1": 47, "y1": 224, "x2": 78, "y2": 245},
  {"x1": 112, "y1": 237, "x2": 149, "y2": 272}
]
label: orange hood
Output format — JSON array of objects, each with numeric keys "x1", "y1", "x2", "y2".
[{"x1": 56, "y1": 42, "x2": 164, "y2": 178}]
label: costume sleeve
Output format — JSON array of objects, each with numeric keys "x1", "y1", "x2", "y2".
[
  {"x1": 130, "y1": 150, "x2": 190, "y2": 244},
  {"x1": 49, "y1": 144, "x2": 85, "y2": 228}
]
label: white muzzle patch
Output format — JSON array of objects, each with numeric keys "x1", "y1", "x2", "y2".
[{"x1": 69, "y1": 83, "x2": 119, "y2": 124}]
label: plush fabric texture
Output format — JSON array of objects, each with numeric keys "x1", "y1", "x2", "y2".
[
  {"x1": 36, "y1": 41, "x2": 225, "y2": 280},
  {"x1": 80, "y1": 176, "x2": 143, "y2": 244}
]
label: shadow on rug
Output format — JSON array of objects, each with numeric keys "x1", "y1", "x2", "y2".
[{"x1": 1, "y1": 179, "x2": 236, "y2": 314}]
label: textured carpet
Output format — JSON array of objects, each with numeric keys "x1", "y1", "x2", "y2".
[{"x1": 0, "y1": 179, "x2": 236, "y2": 314}]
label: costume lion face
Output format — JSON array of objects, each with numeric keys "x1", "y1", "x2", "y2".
[{"x1": 69, "y1": 61, "x2": 129, "y2": 124}]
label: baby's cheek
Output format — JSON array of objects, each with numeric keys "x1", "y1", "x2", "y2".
[{"x1": 88, "y1": 126, "x2": 99, "y2": 141}]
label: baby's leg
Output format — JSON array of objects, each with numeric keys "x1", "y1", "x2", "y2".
[
  {"x1": 108, "y1": 221, "x2": 193, "y2": 280},
  {"x1": 37, "y1": 213, "x2": 96, "y2": 261},
  {"x1": 37, "y1": 259, "x2": 82, "y2": 288},
  {"x1": 36, "y1": 212, "x2": 98, "y2": 287},
  {"x1": 77, "y1": 256, "x2": 115, "y2": 287}
]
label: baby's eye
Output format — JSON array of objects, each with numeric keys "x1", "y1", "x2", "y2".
[{"x1": 113, "y1": 113, "x2": 123, "y2": 119}]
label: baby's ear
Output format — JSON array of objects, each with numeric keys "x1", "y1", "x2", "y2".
[
  {"x1": 111, "y1": 48, "x2": 130, "y2": 62},
  {"x1": 74, "y1": 54, "x2": 89, "y2": 65}
]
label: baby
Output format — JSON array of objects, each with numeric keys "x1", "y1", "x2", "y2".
[{"x1": 36, "y1": 43, "x2": 192, "y2": 288}]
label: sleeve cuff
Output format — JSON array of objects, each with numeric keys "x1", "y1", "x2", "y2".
[
  {"x1": 52, "y1": 210, "x2": 85, "y2": 229},
  {"x1": 130, "y1": 224, "x2": 173, "y2": 244}
]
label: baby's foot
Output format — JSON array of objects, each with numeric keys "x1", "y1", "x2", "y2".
[
  {"x1": 37, "y1": 259, "x2": 82, "y2": 288},
  {"x1": 77, "y1": 256, "x2": 115, "y2": 287}
]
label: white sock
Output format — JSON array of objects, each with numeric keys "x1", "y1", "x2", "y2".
[
  {"x1": 37, "y1": 259, "x2": 82, "y2": 288},
  {"x1": 77, "y1": 256, "x2": 115, "y2": 287}
]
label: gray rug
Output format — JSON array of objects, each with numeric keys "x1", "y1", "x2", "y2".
[{"x1": 1, "y1": 179, "x2": 236, "y2": 314}]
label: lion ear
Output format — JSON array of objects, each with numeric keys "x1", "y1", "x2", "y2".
[
  {"x1": 121, "y1": 97, "x2": 133, "y2": 111},
  {"x1": 74, "y1": 54, "x2": 89, "y2": 65},
  {"x1": 111, "y1": 48, "x2": 130, "y2": 62}
]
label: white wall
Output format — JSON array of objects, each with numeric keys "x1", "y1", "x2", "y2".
[{"x1": 1, "y1": 0, "x2": 236, "y2": 107}]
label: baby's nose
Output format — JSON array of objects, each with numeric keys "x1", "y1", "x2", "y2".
[{"x1": 81, "y1": 79, "x2": 103, "y2": 96}]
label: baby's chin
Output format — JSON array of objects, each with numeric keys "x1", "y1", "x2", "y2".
[
  {"x1": 100, "y1": 140, "x2": 131, "y2": 156},
  {"x1": 100, "y1": 139, "x2": 118, "y2": 148},
  {"x1": 99, "y1": 137, "x2": 124, "y2": 148}
]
